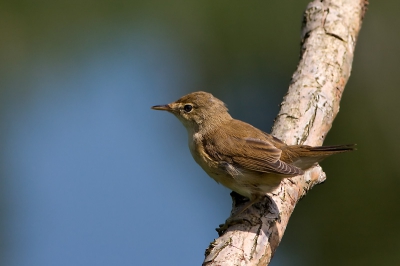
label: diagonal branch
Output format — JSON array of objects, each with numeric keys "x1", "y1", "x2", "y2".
[{"x1": 203, "y1": 0, "x2": 368, "y2": 265}]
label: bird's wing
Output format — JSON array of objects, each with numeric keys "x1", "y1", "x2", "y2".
[{"x1": 203, "y1": 128, "x2": 303, "y2": 176}]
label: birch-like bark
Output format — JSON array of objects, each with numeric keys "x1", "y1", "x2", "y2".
[{"x1": 203, "y1": 0, "x2": 368, "y2": 265}]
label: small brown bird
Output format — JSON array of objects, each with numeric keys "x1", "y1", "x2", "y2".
[{"x1": 152, "y1": 91, "x2": 354, "y2": 215}]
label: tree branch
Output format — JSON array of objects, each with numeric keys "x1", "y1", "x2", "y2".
[{"x1": 203, "y1": 0, "x2": 368, "y2": 265}]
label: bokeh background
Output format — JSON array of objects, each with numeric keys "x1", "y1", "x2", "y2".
[{"x1": 1, "y1": 1, "x2": 399, "y2": 265}]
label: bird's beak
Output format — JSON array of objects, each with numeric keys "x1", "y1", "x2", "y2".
[{"x1": 151, "y1": 104, "x2": 172, "y2": 111}]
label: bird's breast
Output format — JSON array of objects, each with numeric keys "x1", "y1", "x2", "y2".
[
  {"x1": 188, "y1": 133, "x2": 229, "y2": 180},
  {"x1": 188, "y1": 133, "x2": 214, "y2": 168}
]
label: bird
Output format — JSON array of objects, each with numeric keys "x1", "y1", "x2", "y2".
[{"x1": 152, "y1": 91, "x2": 355, "y2": 216}]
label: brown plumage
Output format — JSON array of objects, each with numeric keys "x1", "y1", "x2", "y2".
[{"x1": 152, "y1": 91, "x2": 355, "y2": 215}]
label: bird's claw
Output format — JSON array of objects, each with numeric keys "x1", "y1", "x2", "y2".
[{"x1": 216, "y1": 217, "x2": 255, "y2": 236}]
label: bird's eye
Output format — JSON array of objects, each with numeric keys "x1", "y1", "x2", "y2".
[{"x1": 183, "y1": 104, "x2": 193, "y2": 112}]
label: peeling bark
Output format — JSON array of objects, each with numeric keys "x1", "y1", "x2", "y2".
[{"x1": 203, "y1": 0, "x2": 368, "y2": 265}]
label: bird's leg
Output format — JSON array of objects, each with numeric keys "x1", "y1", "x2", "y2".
[
  {"x1": 231, "y1": 196, "x2": 261, "y2": 218},
  {"x1": 216, "y1": 193, "x2": 263, "y2": 235}
]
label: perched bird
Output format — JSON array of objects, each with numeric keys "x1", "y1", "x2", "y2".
[{"x1": 152, "y1": 91, "x2": 354, "y2": 216}]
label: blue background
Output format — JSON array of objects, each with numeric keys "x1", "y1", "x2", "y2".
[{"x1": 1, "y1": 1, "x2": 399, "y2": 265}]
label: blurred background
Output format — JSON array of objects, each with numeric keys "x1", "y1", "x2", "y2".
[{"x1": 0, "y1": 1, "x2": 399, "y2": 265}]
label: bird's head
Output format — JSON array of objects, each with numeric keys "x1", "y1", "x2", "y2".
[{"x1": 152, "y1": 91, "x2": 232, "y2": 132}]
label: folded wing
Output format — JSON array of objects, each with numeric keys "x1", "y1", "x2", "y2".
[{"x1": 203, "y1": 133, "x2": 303, "y2": 176}]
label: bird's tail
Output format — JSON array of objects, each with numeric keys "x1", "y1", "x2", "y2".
[{"x1": 288, "y1": 144, "x2": 356, "y2": 170}]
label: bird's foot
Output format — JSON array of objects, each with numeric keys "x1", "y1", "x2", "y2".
[{"x1": 216, "y1": 216, "x2": 257, "y2": 236}]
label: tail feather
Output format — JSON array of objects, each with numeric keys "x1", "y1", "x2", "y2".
[
  {"x1": 306, "y1": 144, "x2": 356, "y2": 153},
  {"x1": 286, "y1": 144, "x2": 356, "y2": 170}
]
